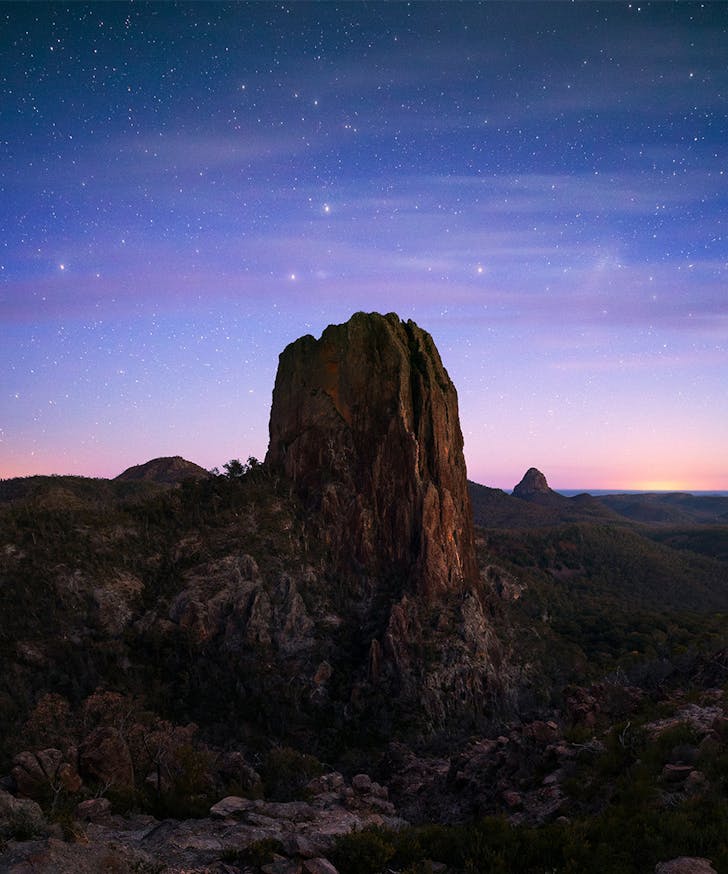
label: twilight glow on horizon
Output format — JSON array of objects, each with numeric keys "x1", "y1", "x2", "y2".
[{"x1": 1, "y1": 2, "x2": 727, "y2": 491}]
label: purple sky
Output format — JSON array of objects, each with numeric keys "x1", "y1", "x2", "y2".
[{"x1": 1, "y1": 2, "x2": 727, "y2": 490}]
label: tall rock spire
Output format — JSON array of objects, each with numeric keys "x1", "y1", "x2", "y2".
[{"x1": 266, "y1": 311, "x2": 478, "y2": 599}]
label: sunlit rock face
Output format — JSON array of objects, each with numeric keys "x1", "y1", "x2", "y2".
[{"x1": 266, "y1": 311, "x2": 478, "y2": 600}]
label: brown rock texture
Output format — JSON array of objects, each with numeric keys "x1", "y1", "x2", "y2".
[{"x1": 266, "y1": 312, "x2": 478, "y2": 599}]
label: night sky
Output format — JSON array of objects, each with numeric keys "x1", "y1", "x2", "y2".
[{"x1": 2, "y1": 2, "x2": 726, "y2": 490}]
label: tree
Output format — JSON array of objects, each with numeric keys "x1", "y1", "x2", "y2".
[
  {"x1": 222, "y1": 458, "x2": 245, "y2": 478},
  {"x1": 221, "y1": 457, "x2": 262, "y2": 478}
]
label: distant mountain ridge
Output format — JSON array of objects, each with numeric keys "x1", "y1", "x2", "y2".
[{"x1": 469, "y1": 468, "x2": 728, "y2": 527}]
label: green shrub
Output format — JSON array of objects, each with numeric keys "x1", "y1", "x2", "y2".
[
  {"x1": 260, "y1": 746, "x2": 324, "y2": 801},
  {"x1": 221, "y1": 837, "x2": 285, "y2": 867},
  {"x1": 332, "y1": 827, "x2": 396, "y2": 874}
]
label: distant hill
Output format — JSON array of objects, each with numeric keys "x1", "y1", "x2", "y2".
[
  {"x1": 0, "y1": 456, "x2": 212, "y2": 506},
  {"x1": 597, "y1": 491, "x2": 728, "y2": 525},
  {"x1": 115, "y1": 455, "x2": 212, "y2": 484}
]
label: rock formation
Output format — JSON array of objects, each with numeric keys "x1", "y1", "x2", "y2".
[
  {"x1": 512, "y1": 467, "x2": 567, "y2": 507},
  {"x1": 512, "y1": 467, "x2": 551, "y2": 499},
  {"x1": 266, "y1": 311, "x2": 478, "y2": 600}
]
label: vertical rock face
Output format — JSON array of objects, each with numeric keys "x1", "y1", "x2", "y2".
[{"x1": 266, "y1": 311, "x2": 478, "y2": 599}]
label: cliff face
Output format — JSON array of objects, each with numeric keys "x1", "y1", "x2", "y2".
[{"x1": 266, "y1": 311, "x2": 478, "y2": 599}]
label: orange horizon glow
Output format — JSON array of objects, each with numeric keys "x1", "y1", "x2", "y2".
[
  {"x1": 3, "y1": 455, "x2": 727, "y2": 495},
  {"x1": 627, "y1": 480, "x2": 696, "y2": 493}
]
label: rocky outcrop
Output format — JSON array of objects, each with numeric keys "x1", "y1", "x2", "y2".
[
  {"x1": 511, "y1": 467, "x2": 567, "y2": 505},
  {"x1": 512, "y1": 468, "x2": 551, "y2": 499},
  {"x1": 0, "y1": 772, "x2": 403, "y2": 874},
  {"x1": 262, "y1": 313, "x2": 506, "y2": 730},
  {"x1": 266, "y1": 312, "x2": 478, "y2": 600},
  {"x1": 384, "y1": 720, "x2": 580, "y2": 827}
]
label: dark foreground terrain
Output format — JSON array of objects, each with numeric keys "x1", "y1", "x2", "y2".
[
  {"x1": 0, "y1": 462, "x2": 726, "y2": 873},
  {"x1": 1, "y1": 310, "x2": 726, "y2": 874}
]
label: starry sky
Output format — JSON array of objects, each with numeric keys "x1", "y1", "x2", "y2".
[{"x1": 2, "y1": 2, "x2": 727, "y2": 490}]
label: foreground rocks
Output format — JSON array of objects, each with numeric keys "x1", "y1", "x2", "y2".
[
  {"x1": 0, "y1": 772, "x2": 403, "y2": 874},
  {"x1": 2, "y1": 687, "x2": 725, "y2": 873},
  {"x1": 655, "y1": 860, "x2": 718, "y2": 874},
  {"x1": 386, "y1": 719, "x2": 580, "y2": 827}
]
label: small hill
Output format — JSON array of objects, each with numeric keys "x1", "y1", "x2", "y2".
[{"x1": 115, "y1": 455, "x2": 212, "y2": 484}]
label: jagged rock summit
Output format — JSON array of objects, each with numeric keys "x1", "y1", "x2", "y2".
[
  {"x1": 512, "y1": 467, "x2": 551, "y2": 499},
  {"x1": 115, "y1": 455, "x2": 211, "y2": 484},
  {"x1": 266, "y1": 311, "x2": 478, "y2": 599},
  {"x1": 512, "y1": 467, "x2": 569, "y2": 508}
]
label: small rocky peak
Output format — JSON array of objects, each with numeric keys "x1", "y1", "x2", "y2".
[
  {"x1": 512, "y1": 467, "x2": 552, "y2": 499},
  {"x1": 115, "y1": 456, "x2": 212, "y2": 484},
  {"x1": 265, "y1": 311, "x2": 478, "y2": 599}
]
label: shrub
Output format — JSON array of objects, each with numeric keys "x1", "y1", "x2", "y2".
[
  {"x1": 331, "y1": 827, "x2": 396, "y2": 874},
  {"x1": 259, "y1": 746, "x2": 323, "y2": 801},
  {"x1": 221, "y1": 837, "x2": 284, "y2": 867}
]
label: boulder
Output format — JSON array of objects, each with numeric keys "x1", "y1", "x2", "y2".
[
  {"x1": 0, "y1": 788, "x2": 47, "y2": 838},
  {"x1": 262, "y1": 858, "x2": 303, "y2": 874},
  {"x1": 11, "y1": 749, "x2": 81, "y2": 801},
  {"x1": 661, "y1": 764, "x2": 694, "y2": 783},
  {"x1": 74, "y1": 797, "x2": 112, "y2": 822},
  {"x1": 351, "y1": 773, "x2": 372, "y2": 793},
  {"x1": 209, "y1": 795, "x2": 257, "y2": 819},
  {"x1": 303, "y1": 859, "x2": 340, "y2": 874}
]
